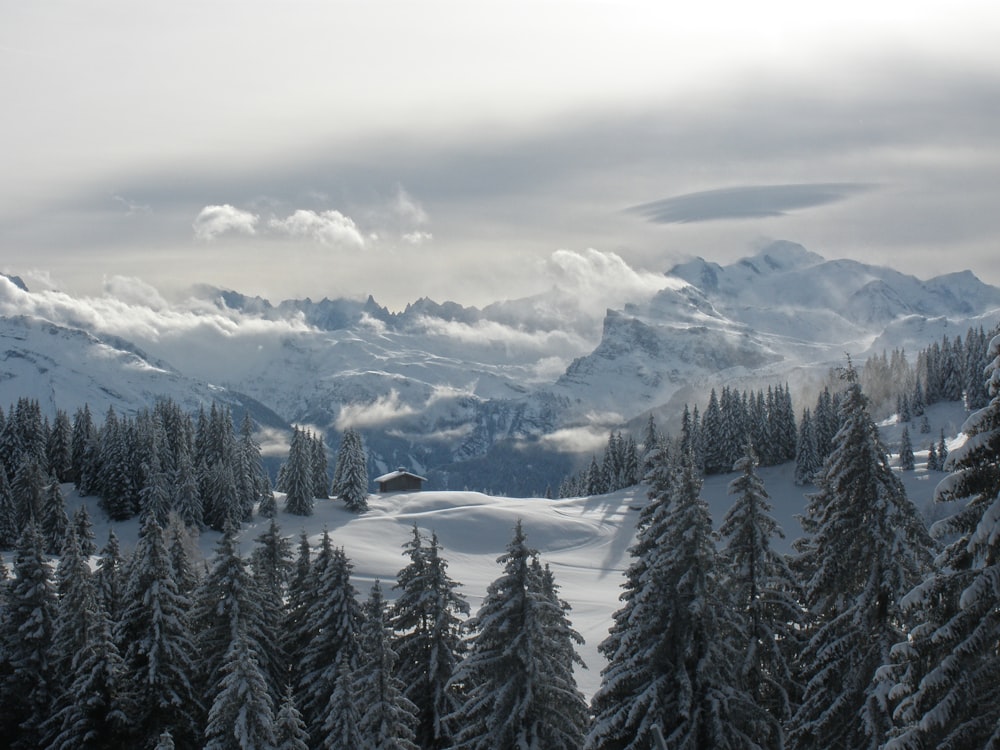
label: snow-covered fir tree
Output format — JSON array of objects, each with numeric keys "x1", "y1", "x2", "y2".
[
  {"x1": 788, "y1": 364, "x2": 934, "y2": 750},
  {"x1": 356, "y1": 581, "x2": 420, "y2": 750},
  {"x1": 310, "y1": 431, "x2": 330, "y2": 501},
  {"x1": 0, "y1": 462, "x2": 16, "y2": 548},
  {"x1": 11, "y1": 454, "x2": 45, "y2": 527},
  {"x1": 296, "y1": 532, "x2": 362, "y2": 743},
  {"x1": 586, "y1": 451, "x2": 764, "y2": 750},
  {"x1": 899, "y1": 426, "x2": 915, "y2": 470},
  {"x1": 334, "y1": 427, "x2": 370, "y2": 512},
  {"x1": 275, "y1": 686, "x2": 309, "y2": 750},
  {"x1": 451, "y1": 520, "x2": 589, "y2": 750},
  {"x1": 116, "y1": 516, "x2": 201, "y2": 748},
  {"x1": 882, "y1": 332, "x2": 1000, "y2": 749},
  {"x1": 719, "y1": 445, "x2": 803, "y2": 749},
  {"x1": 319, "y1": 651, "x2": 364, "y2": 750},
  {"x1": 45, "y1": 589, "x2": 128, "y2": 750},
  {"x1": 250, "y1": 518, "x2": 293, "y2": 694},
  {"x1": 236, "y1": 412, "x2": 272, "y2": 520},
  {"x1": 927, "y1": 440, "x2": 939, "y2": 471},
  {"x1": 94, "y1": 529, "x2": 125, "y2": 624},
  {"x1": 203, "y1": 630, "x2": 277, "y2": 750},
  {"x1": 392, "y1": 525, "x2": 469, "y2": 750},
  {"x1": 794, "y1": 407, "x2": 822, "y2": 485},
  {"x1": 529, "y1": 558, "x2": 590, "y2": 750},
  {"x1": 282, "y1": 427, "x2": 316, "y2": 516},
  {"x1": 73, "y1": 502, "x2": 97, "y2": 556},
  {"x1": 192, "y1": 525, "x2": 276, "y2": 714},
  {"x1": 41, "y1": 475, "x2": 70, "y2": 554},
  {"x1": 0, "y1": 521, "x2": 57, "y2": 748}
]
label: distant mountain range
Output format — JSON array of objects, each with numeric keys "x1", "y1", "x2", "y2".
[{"x1": 3, "y1": 241, "x2": 999, "y2": 494}]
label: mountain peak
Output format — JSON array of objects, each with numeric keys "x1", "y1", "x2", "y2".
[{"x1": 749, "y1": 240, "x2": 824, "y2": 272}]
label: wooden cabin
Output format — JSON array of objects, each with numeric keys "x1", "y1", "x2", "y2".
[{"x1": 375, "y1": 468, "x2": 427, "y2": 493}]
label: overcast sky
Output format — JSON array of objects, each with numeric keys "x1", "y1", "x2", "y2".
[{"x1": 3, "y1": 1, "x2": 999, "y2": 309}]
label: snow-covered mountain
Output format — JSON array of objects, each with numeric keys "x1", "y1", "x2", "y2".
[{"x1": 2, "y1": 243, "x2": 998, "y2": 494}]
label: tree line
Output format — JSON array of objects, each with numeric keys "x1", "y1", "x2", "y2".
[{"x1": 0, "y1": 398, "x2": 373, "y2": 551}]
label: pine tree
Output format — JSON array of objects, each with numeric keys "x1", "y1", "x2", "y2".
[
  {"x1": 392, "y1": 526, "x2": 469, "y2": 749},
  {"x1": 275, "y1": 686, "x2": 309, "y2": 750},
  {"x1": 0, "y1": 522, "x2": 58, "y2": 748},
  {"x1": 11, "y1": 454, "x2": 44, "y2": 527},
  {"x1": 296, "y1": 533, "x2": 362, "y2": 742},
  {"x1": 236, "y1": 412, "x2": 272, "y2": 520},
  {"x1": 795, "y1": 407, "x2": 821, "y2": 486},
  {"x1": 927, "y1": 441, "x2": 939, "y2": 471},
  {"x1": 719, "y1": 445, "x2": 802, "y2": 749},
  {"x1": 789, "y1": 364, "x2": 934, "y2": 750},
  {"x1": 282, "y1": 532, "x2": 314, "y2": 692},
  {"x1": 166, "y1": 517, "x2": 200, "y2": 599},
  {"x1": 250, "y1": 518, "x2": 293, "y2": 694},
  {"x1": 139, "y1": 452, "x2": 172, "y2": 527},
  {"x1": 319, "y1": 652, "x2": 364, "y2": 749},
  {"x1": 701, "y1": 389, "x2": 726, "y2": 474},
  {"x1": 71, "y1": 404, "x2": 97, "y2": 492},
  {"x1": 116, "y1": 516, "x2": 201, "y2": 748},
  {"x1": 49, "y1": 526, "x2": 94, "y2": 686},
  {"x1": 192, "y1": 525, "x2": 275, "y2": 711},
  {"x1": 310, "y1": 432, "x2": 330, "y2": 501},
  {"x1": 94, "y1": 529, "x2": 126, "y2": 625},
  {"x1": 46, "y1": 599, "x2": 129, "y2": 750},
  {"x1": 586, "y1": 453, "x2": 763, "y2": 750},
  {"x1": 899, "y1": 426, "x2": 915, "y2": 470},
  {"x1": 172, "y1": 444, "x2": 204, "y2": 529},
  {"x1": 336, "y1": 428, "x2": 370, "y2": 512},
  {"x1": 73, "y1": 503, "x2": 97, "y2": 556},
  {"x1": 639, "y1": 413, "x2": 661, "y2": 478},
  {"x1": 0, "y1": 462, "x2": 18, "y2": 548},
  {"x1": 203, "y1": 630, "x2": 277, "y2": 750},
  {"x1": 530, "y1": 558, "x2": 591, "y2": 750},
  {"x1": 937, "y1": 429, "x2": 949, "y2": 468},
  {"x1": 356, "y1": 581, "x2": 420, "y2": 750},
  {"x1": 48, "y1": 409, "x2": 74, "y2": 483},
  {"x1": 283, "y1": 428, "x2": 315, "y2": 516},
  {"x1": 451, "y1": 521, "x2": 590, "y2": 750},
  {"x1": 881, "y1": 332, "x2": 1000, "y2": 749},
  {"x1": 40, "y1": 475, "x2": 70, "y2": 554}
]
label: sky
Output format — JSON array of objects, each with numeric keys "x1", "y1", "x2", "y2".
[{"x1": 3, "y1": 1, "x2": 999, "y2": 310}]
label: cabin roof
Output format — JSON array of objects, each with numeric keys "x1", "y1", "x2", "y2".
[{"x1": 374, "y1": 469, "x2": 428, "y2": 483}]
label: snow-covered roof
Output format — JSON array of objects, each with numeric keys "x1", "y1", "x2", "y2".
[{"x1": 375, "y1": 469, "x2": 428, "y2": 483}]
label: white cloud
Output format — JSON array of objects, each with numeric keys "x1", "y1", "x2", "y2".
[
  {"x1": 538, "y1": 425, "x2": 609, "y2": 454},
  {"x1": 545, "y1": 248, "x2": 681, "y2": 307},
  {"x1": 102, "y1": 275, "x2": 169, "y2": 310},
  {"x1": 402, "y1": 230, "x2": 433, "y2": 245},
  {"x1": 335, "y1": 389, "x2": 417, "y2": 430},
  {"x1": 268, "y1": 209, "x2": 366, "y2": 248},
  {"x1": 193, "y1": 204, "x2": 259, "y2": 241},
  {"x1": 393, "y1": 185, "x2": 429, "y2": 226}
]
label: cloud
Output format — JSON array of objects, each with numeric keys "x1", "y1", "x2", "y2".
[
  {"x1": 335, "y1": 389, "x2": 417, "y2": 430},
  {"x1": 629, "y1": 183, "x2": 876, "y2": 224},
  {"x1": 392, "y1": 185, "x2": 429, "y2": 226},
  {"x1": 538, "y1": 426, "x2": 609, "y2": 454},
  {"x1": 402, "y1": 230, "x2": 433, "y2": 245},
  {"x1": 193, "y1": 204, "x2": 259, "y2": 240},
  {"x1": 544, "y1": 248, "x2": 683, "y2": 315},
  {"x1": 102, "y1": 275, "x2": 169, "y2": 310},
  {"x1": 268, "y1": 209, "x2": 366, "y2": 248}
]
